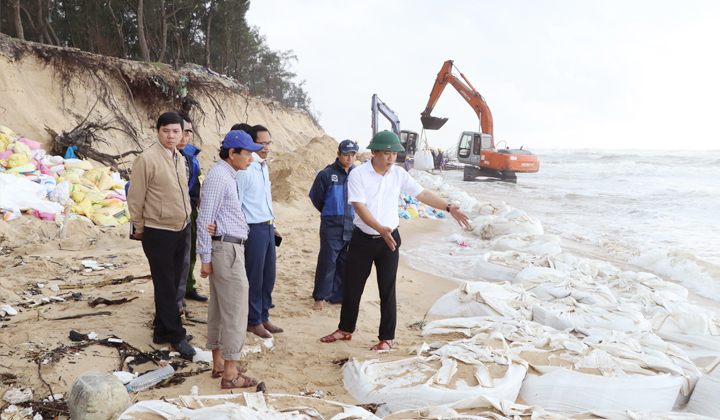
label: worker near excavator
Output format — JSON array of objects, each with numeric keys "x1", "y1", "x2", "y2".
[
  {"x1": 309, "y1": 139, "x2": 358, "y2": 311},
  {"x1": 436, "y1": 148, "x2": 445, "y2": 174},
  {"x1": 320, "y1": 131, "x2": 471, "y2": 351},
  {"x1": 403, "y1": 156, "x2": 411, "y2": 172},
  {"x1": 430, "y1": 148, "x2": 438, "y2": 171}
]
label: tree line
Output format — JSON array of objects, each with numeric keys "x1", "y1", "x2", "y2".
[{"x1": 0, "y1": 0, "x2": 314, "y2": 116}]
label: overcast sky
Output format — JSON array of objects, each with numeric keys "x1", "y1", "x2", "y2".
[{"x1": 248, "y1": 1, "x2": 720, "y2": 151}]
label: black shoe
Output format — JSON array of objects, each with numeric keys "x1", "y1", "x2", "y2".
[
  {"x1": 153, "y1": 335, "x2": 193, "y2": 345},
  {"x1": 270, "y1": 303, "x2": 275, "y2": 309},
  {"x1": 185, "y1": 289, "x2": 208, "y2": 302},
  {"x1": 185, "y1": 334, "x2": 193, "y2": 343},
  {"x1": 172, "y1": 339, "x2": 196, "y2": 358}
]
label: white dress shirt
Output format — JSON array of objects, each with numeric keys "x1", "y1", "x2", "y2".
[
  {"x1": 236, "y1": 152, "x2": 275, "y2": 224},
  {"x1": 348, "y1": 159, "x2": 424, "y2": 235}
]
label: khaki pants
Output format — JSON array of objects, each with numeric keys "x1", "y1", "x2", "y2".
[{"x1": 206, "y1": 241, "x2": 249, "y2": 361}]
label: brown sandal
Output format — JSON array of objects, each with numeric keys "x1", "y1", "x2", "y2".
[
  {"x1": 371, "y1": 340, "x2": 393, "y2": 351},
  {"x1": 320, "y1": 329, "x2": 352, "y2": 343},
  {"x1": 221, "y1": 373, "x2": 258, "y2": 389},
  {"x1": 211, "y1": 365, "x2": 246, "y2": 379}
]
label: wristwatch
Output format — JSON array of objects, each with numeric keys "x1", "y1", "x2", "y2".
[{"x1": 446, "y1": 204, "x2": 452, "y2": 212}]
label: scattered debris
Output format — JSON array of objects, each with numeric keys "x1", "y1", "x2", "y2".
[
  {"x1": 332, "y1": 357, "x2": 349, "y2": 367},
  {"x1": 2, "y1": 388, "x2": 33, "y2": 404},
  {"x1": 48, "y1": 311, "x2": 111, "y2": 321},
  {"x1": 88, "y1": 296, "x2": 138, "y2": 308}
]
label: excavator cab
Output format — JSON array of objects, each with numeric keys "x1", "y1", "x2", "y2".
[
  {"x1": 399, "y1": 130, "x2": 418, "y2": 157},
  {"x1": 457, "y1": 131, "x2": 492, "y2": 165}
]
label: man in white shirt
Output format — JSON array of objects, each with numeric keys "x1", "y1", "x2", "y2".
[{"x1": 319, "y1": 131, "x2": 471, "y2": 351}]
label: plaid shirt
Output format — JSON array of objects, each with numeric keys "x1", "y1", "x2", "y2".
[{"x1": 197, "y1": 160, "x2": 250, "y2": 263}]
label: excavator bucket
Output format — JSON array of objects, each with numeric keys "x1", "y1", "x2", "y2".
[{"x1": 421, "y1": 115, "x2": 449, "y2": 130}]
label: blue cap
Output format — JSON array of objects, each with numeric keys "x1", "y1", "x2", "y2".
[
  {"x1": 338, "y1": 139, "x2": 359, "y2": 154},
  {"x1": 222, "y1": 130, "x2": 263, "y2": 151}
]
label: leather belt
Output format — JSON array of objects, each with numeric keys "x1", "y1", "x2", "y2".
[
  {"x1": 354, "y1": 227, "x2": 398, "y2": 239},
  {"x1": 264, "y1": 220, "x2": 274, "y2": 225},
  {"x1": 211, "y1": 235, "x2": 247, "y2": 245}
]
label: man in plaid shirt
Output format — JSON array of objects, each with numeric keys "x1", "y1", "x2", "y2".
[{"x1": 197, "y1": 130, "x2": 263, "y2": 389}]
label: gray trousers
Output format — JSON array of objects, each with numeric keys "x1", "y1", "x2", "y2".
[{"x1": 205, "y1": 241, "x2": 249, "y2": 361}]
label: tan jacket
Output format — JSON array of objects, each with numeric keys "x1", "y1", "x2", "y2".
[{"x1": 128, "y1": 142, "x2": 190, "y2": 233}]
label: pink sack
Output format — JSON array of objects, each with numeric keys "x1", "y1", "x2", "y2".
[
  {"x1": 106, "y1": 193, "x2": 127, "y2": 201},
  {"x1": 37, "y1": 163, "x2": 52, "y2": 176},
  {"x1": 32, "y1": 210, "x2": 56, "y2": 221},
  {"x1": 18, "y1": 138, "x2": 42, "y2": 150},
  {"x1": 0, "y1": 150, "x2": 13, "y2": 160}
]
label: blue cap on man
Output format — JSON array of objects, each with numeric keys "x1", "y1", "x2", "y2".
[
  {"x1": 338, "y1": 139, "x2": 359, "y2": 154},
  {"x1": 222, "y1": 130, "x2": 264, "y2": 151}
]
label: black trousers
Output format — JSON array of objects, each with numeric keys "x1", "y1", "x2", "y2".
[
  {"x1": 339, "y1": 227, "x2": 401, "y2": 341},
  {"x1": 142, "y1": 225, "x2": 190, "y2": 343}
]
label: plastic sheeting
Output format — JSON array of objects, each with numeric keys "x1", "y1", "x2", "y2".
[
  {"x1": 342, "y1": 335, "x2": 528, "y2": 414},
  {"x1": 0, "y1": 173, "x2": 64, "y2": 214}
]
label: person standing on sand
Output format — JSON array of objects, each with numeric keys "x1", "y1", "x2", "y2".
[
  {"x1": 232, "y1": 123, "x2": 284, "y2": 339},
  {"x1": 176, "y1": 113, "x2": 208, "y2": 321},
  {"x1": 127, "y1": 112, "x2": 195, "y2": 358},
  {"x1": 320, "y1": 131, "x2": 471, "y2": 351},
  {"x1": 436, "y1": 148, "x2": 445, "y2": 174},
  {"x1": 404, "y1": 156, "x2": 411, "y2": 172},
  {"x1": 309, "y1": 139, "x2": 358, "y2": 311},
  {"x1": 197, "y1": 130, "x2": 262, "y2": 389}
]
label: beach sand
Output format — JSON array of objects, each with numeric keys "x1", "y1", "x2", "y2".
[{"x1": 2, "y1": 169, "x2": 719, "y2": 418}]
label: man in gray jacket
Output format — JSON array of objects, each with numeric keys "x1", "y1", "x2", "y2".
[{"x1": 128, "y1": 112, "x2": 195, "y2": 358}]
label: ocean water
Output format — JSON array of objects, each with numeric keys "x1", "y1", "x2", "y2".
[{"x1": 433, "y1": 149, "x2": 720, "y2": 302}]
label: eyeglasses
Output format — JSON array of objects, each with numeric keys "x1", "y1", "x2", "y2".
[{"x1": 258, "y1": 142, "x2": 273, "y2": 147}]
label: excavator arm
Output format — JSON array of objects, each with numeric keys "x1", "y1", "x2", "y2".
[
  {"x1": 421, "y1": 60, "x2": 494, "y2": 139},
  {"x1": 371, "y1": 94, "x2": 401, "y2": 136}
]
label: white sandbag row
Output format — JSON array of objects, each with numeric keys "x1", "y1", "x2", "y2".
[
  {"x1": 118, "y1": 392, "x2": 381, "y2": 420},
  {"x1": 421, "y1": 317, "x2": 701, "y2": 415},
  {"x1": 429, "y1": 281, "x2": 539, "y2": 319},
  {"x1": 342, "y1": 332, "x2": 528, "y2": 414},
  {"x1": 687, "y1": 357, "x2": 720, "y2": 418}
]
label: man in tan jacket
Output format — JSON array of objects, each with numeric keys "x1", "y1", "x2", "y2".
[{"x1": 128, "y1": 112, "x2": 195, "y2": 358}]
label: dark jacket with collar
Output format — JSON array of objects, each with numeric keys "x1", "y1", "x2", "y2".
[
  {"x1": 181, "y1": 144, "x2": 201, "y2": 209},
  {"x1": 309, "y1": 159, "x2": 355, "y2": 241}
]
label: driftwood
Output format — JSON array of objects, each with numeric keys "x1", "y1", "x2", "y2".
[
  {"x1": 50, "y1": 311, "x2": 112, "y2": 321},
  {"x1": 89, "y1": 296, "x2": 139, "y2": 308}
]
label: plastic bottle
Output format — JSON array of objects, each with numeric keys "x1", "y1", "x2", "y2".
[{"x1": 126, "y1": 365, "x2": 174, "y2": 392}]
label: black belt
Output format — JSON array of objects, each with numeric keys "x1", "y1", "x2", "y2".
[
  {"x1": 353, "y1": 227, "x2": 398, "y2": 239},
  {"x1": 212, "y1": 235, "x2": 247, "y2": 245}
]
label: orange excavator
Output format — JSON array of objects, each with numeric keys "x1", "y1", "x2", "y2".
[{"x1": 421, "y1": 60, "x2": 539, "y2": 182}]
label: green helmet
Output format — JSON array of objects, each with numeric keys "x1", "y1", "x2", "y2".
[{"x1": 368, "y1": 130, "x2": 404, "y2": 152}]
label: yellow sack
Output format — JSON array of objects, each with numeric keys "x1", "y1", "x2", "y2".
[
  {"x1": 90, "y1": 205, "x2": 127, "y2": 226},
  {"x1": 97, "y1": 174, "x2": 115, "y2": 191},
  {"x1": 6, "y1": 163, "x2": 36, "y2": 173},
  {"x1": 7, "y1": 153, "x2": 29, "y2": 168},
  {"x1": 62, "y1": 171, "x2": 81, "y2": 184},
  {"x1": 0, "y1": 141, "x2": 6, "y2": 153},
  {"x1": 65, "y1": 160, "x2": 94, "y2": 171},
  {"x1": 78, "y1": 177, "x2": 99, "y2": 191},
  {"x1": 407, "y1": 207, "x2": 419, "y2": 218},
  {"x1": 70, "y1": 189, "x2": 88, "y2": 203},
  {"x1": 84, "y1": 169, "x2": 103, "y2": 184},
  {"x1": 0, "y1": 125, "x2": 16, "y2": 138},
  {"x1": 97, "y1": 198, "x2": 124, "y2": 207},
  {"x1": 86, "y1": 190, "x2": 110, "y2": 203},
  {"x1": 72, "y1": 197, "x2": 95, "y2": 216},
  {"x1": 9, "y1": 141, "x2": 32, "y2": 157}
]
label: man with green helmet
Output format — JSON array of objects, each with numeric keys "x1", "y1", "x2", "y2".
[{"x1": 320, "y1": 131, "x2": 471, "y2": 351}]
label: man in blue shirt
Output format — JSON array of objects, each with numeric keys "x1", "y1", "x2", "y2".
[
  {"x1": 309, "y1": 140, "x2": 358, "y2": 311},
  {"x1": 176, "y1": 114, "x2": 208, "y2": 318},
  {"x1": 233, "y1": 123, "x2": 284, "y2": 339}
]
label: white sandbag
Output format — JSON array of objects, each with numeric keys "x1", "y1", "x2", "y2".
[
  {"x1": 471, "y1": 251, "x2": 549, "y2": 282},
  {"x1": 687, "y1": 358, "x2": 720, "y2": 418},
  {"x1": 652, "y1": 313, "x2": 720, "y2": 352},
  {"x1": 590, "y1": 410, "x2": 718, "y2": 420},
  {"x1": 413, "y1": 150, "x2": 434, "y2": 171},
  {"x1": 532, "y1": 302, "x2": 651, "y2": 333},
  {"x1": 519, "y1": 369, "x2": 684, "y2": 416},
  {"x1": 342, "y1": 337, "x2": 528, "y2": 413},
  {"x1": 428, "y1": 281, "x2": 539, "y2": 319},
  {"x1": 50, "y1": 180, "x2": 73, "y2": 206},
  {"x1": 489, "y1": 233, "x2": 562, "y2": 256},
  {"x1": 0, "y1": 173, "x2": 64, "y2": 214}
]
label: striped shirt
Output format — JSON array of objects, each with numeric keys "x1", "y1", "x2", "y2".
[{"x1": 197, "y1": 160, "x2": 250, "y2": 263}]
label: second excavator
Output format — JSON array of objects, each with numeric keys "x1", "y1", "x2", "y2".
[{"x1": 421, "y1": 60, "x2": 539, "y2": 182}]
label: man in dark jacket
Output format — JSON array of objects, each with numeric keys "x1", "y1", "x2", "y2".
[
  {"x1": 309, "y1": 139, "x2": 358, "y2": 311},
  {"x1": 177, "y1": 114, "x2": 207, "y2": 315}
]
